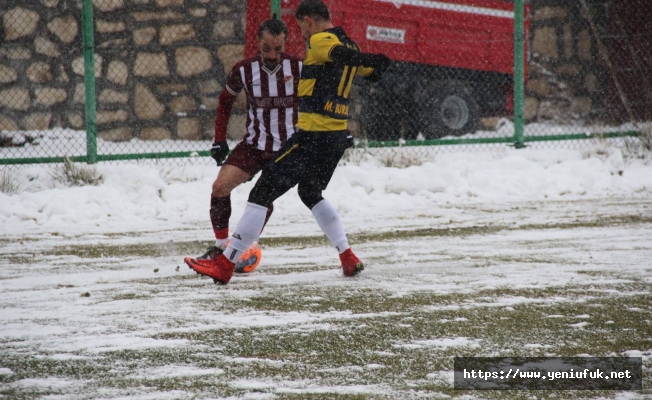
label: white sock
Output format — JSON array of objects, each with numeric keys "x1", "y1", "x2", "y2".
[
  {"x1": 311, "y1": 199, "x2": 350, "y2": 254},
  {"x1": 223, "y1": 202, "x2": 267, "y2": 262},
  {"x1": 215, "y1": 238, "x2": 229, "y2": 250}
]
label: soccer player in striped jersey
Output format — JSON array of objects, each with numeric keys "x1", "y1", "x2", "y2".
[
  {"x1": 186, "y1": 0, "x2": 390, "y2": 284},
  {"x1": 184, "y1": 19, "x2": 302, "y2": 270}
]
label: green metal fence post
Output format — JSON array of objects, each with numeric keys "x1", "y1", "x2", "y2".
[
  {"x1": 271, "y1": 0, "x2": 281, "y2": 19},
  {"x1": 513, "y1": 0, "x2": 525, "y2": 149},
  {"x1": 82, "y1": 0, "x2": 98, "y2": 164}
]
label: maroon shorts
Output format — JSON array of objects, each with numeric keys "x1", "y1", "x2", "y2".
[{"x1": 223, "y1": 141, "x2": 276, "y2": 176}]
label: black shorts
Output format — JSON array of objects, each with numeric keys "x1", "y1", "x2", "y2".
[{"x1": 248, "y1": 129, "x2": 353, "y2": 206}]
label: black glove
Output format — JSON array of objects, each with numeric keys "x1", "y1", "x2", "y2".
[
  {"x1": 362, "y1": 53, "x2": 391, "y2": 82},
  {"x1": 346, "y1": 134, "x2": 354, "y2": 148},
  {"x1": 330, "y1": 46, "x2": 391, "y2": 75},
  {"x1": 210, "y1": 141, "x2": 229, "y2": 166},
  {"x1": 363, "y1": 53, "x2": 391, "y2": 74}
]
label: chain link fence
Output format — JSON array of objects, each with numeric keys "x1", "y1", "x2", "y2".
[
  {"x1": 1, "y1": 2, "x2": 87, "y2": 163},
  {"x1": 0, "y1": 0, "x2": 649, "y2": 167},
  {"x1": 518, "y1": 0, "x2": 650, "y2": 154}
]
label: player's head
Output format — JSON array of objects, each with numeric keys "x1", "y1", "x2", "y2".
[
  {"x1": 257, "y1": 19, "x2": 288, "y2": 69},
  {"x1": 295, "y1": 0, "x2": 331, "y2": 42}
]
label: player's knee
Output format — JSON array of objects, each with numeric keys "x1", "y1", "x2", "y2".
[
  {"x1": 298, "y1": 185, "x2": 323, "y2": 209},
  {"x1": 211, "y1": 178, "x2": 232, "y2": 197}
]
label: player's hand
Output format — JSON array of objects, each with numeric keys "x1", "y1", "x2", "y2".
[
  {"x1": 210, "y1": 141, "x2": 229, "y2": 166},
  {"x1": 346, "y1": 134, "x2": 354, "y2": 148},
  {"x1": 362, "y1": 53, "x2": 391, "y2": 82},
  {"x1": 365, "y1": 53, "x2": 391, "y2": 74}
]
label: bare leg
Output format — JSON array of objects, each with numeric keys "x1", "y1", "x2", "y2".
[{"x1": 212, "y1": 164, "x2": 251, "y2": 198}]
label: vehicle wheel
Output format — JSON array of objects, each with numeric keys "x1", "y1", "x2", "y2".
[{"x1": 416, "y1": 81, "x2": 481, "y2": 138}]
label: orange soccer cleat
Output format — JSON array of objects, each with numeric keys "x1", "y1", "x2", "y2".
[
  {"x1": 184, "y1": 242, "x2": 263, "y2": 284},
  {"x1": 339, "y1": 249, "x2": 364, "y2": 277},
  {"x1": 184, "y1": 254, "x2": 235, "y2": 284}
]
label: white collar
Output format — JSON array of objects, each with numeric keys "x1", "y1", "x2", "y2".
[{"x1": 261, "y1": 63, "x2": 282, "y2": 75}]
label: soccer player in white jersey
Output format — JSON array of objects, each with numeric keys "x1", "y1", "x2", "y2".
[{"x1": 184, "y1": 19, "x2": 302, "y2": 272}]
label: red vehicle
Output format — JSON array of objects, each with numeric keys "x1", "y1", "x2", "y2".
[{"x1": 246, "y1": 0, "x2": 528, "y2": 139}]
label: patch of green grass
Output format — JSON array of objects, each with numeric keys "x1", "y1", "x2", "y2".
[
  {"x1": 2, "y1": 283, "x2": 650, "y2": 399},
  {"x1": 1, "y1": 214, "x2": 646, "y2": 265},
  {"x1": 2, "y1": 207, "x2": 651, "y2": 398},
  {"x1": 277, "y1": 395, "x2": 379, "y2": 400},
  {"x1": 0, "y1": 169, "x2": 22, "y2": 194},
  {"x1": 50, "y1": 157, "x2": 103, "y2": 187},
  {"x1": 141, "y1": 286, "x2": 651, "y2": 396},
  {"x1": 0, "y1": 354, "x2": 108, "y2": 384},
  {"x1": 110, "y1": 292, "x2": 152, "y2": 301},
  {"x1": 42, "y1": 241, "x2": 202, "y2": 259}
]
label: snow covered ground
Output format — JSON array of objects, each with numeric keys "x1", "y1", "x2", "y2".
[{"x1": 1, "y1": 143, "x2": 651, "y2": 399}]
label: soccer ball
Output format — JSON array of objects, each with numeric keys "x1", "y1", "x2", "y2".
[{"x1": 234, "y1": 242, "x2": 262, "y2": 273}]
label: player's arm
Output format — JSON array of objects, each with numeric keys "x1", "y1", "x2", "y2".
[
  {"x1": 309, "y1": 33, "x2": 390, "y2": 81},
  {"x1": 309, "y1": 32, "x2": 389, "y2": 69},
  {"x1": 329, "y1": 46, "x2": 390, "y2": 82},
  {"x1": 356, "y1": 66, "x2": 374, "y2": 78},
  {"x1": 213, "y1": 88, "x2": 237, "y2": 143},
  {"x1": 211, "y1": 64, "x2": 245, "y2": 165}
]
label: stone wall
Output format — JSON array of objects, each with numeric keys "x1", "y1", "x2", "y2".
[
  {"x1": 0, "y1": 0, "x2": 247, "y2": 141},
  {"x1": 1, "y1": 0, "x2": 614, "y2": 141},
  {"x1": 525, "y1": 0, "x2": 610, "y2": 123}
]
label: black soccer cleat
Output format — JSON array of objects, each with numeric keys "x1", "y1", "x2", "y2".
[{"x1": 197, "y1": 246, "x2": 224, "y2": 260}]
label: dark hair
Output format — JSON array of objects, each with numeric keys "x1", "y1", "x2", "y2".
[
  {"x1": 294, "y1": 0, "x2": 330, "y2": 22},
  {"x1": 258, "y1": 19, "x2": 288, "y2": 40}
]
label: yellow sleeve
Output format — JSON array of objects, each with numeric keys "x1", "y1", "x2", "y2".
[
  {"x1": 357, "y1": 66, "x2": 374, "y2": 77},
  {"x1": 308, "y1": 32, "x2": 343, "y2": 64}
]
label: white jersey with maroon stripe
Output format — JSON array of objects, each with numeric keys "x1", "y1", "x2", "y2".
[{"x1": 225, "y1": 54, "x2": 302, "y2": 152}]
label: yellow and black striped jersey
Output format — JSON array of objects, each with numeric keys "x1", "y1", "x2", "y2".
[{"x1": 297, "y1": 27, "x2": 374, "y2": 132}]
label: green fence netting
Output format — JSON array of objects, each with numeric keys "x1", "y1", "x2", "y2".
[{"x1": 0, "y1": 0, "x2": 648, "y2": 166}]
